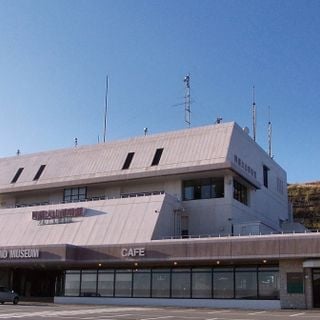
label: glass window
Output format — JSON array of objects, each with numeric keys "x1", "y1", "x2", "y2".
[
  {"x1": 171, "y1": 269, "x2": 191, "y2": 298},
  {"x1": 235, "y1": 269, "x2": 257, "y2": 299},
  {"x1": 263, "y1": 165, "x2": 269, "y2": 188},
  {"x1": 258, "y1": 271, "x2": 280, "y2": 299},
  {"x1": 192, "y1": 270, "x2": 212, "y2": 298},
  {"x1": 233, "y1": 180, "x2": 248, "y2": 205},
  {"x1": 115, "y1": 270, "x2": 132, "y2": 297},
  {"x1": 80, "y1": 271, "x2": 97, "y2": 296},
  {"x1": 64, "y1": 271, "x2": 80, "y2": 296},
  {"x1": 133, "y1": 270, "x2": 151, "y2": 297},
  {"x1": 63, "y1": 187, "x2": 87, "y2": 202},
  {"x1": 151, "y1": 271, "x2": 170, "y2": 298},
  {"x1": 97, "y1": 271, "x2": 114, "y2": 297},
  {"x1": 213, "y1": 271, "x2": 234, "y2": 298},
  {"x1": 183, "y1": 178, "x2": 224, "y2": 201}
]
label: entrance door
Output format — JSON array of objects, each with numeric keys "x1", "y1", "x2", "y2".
[
  {"x1": 12, "y1": 269, "x2": 62, "y2": 300},
  {"x1": 312, "y1": 269, "x2": 320, "y2": 307}
]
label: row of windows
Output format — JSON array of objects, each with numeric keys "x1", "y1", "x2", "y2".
[
  {"x1": 183, "y1": 178, "x2": 224, "y2": 201},
  {"x1": 60, "y1": 266, "x2": 279, "y2": 300}
]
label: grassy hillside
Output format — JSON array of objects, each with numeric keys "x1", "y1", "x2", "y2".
[{"x1": 288, "y1": 181, "x2": 320, "y2": 230}]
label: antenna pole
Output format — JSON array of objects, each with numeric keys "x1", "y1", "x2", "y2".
[
  {"x1": 103, "y1": 75, "x2": 109, "y2": 143},
  {"x1": 268, "y1": 106, "x2": 272, "y2": 158},
  {"x1": 252, "y1": 86, "x2": 256, "y2": 142},
  {"x1": 184, "y1": 73, "x2": 191, "y2": 127}
]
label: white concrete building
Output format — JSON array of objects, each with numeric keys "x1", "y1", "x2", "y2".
[{"x1": 0, "y1": 122, "x2": 318, "y2": 309}]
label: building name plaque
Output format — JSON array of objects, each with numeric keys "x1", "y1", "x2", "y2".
[
  {"x1": 0, "y1": 248, "x2": 40, "y2": 259},
  {"x1": 121, "y1": 247, "x2": 145, "y2": 257},
  {"x1": 32, "y1": 207, "x2": 85, "y2": 224}
]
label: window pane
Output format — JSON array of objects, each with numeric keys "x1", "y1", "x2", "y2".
[
  {"x1": 201, "y1": 184, "x2": 211, "y2": 199},
  {"x1": 172, "y1": 271, "x2": 191, "y2": 298},
  {"x1": 258, "y1": 271, "x2": 280, "y2": 299},
  {"x1": 213, "y1": 272, "x2": 234, "y2": 298},
  {"x1": 152, "y1": 272, "x2": 170, "y2": 298},
  {"x1": 98, "y1": 272, "x2": 114, "y2": 297},
  {"x1": 184, "y1": 186, "x2": 194, "y2": 200},
  {"x1": 133, "y1": 272, "x2": 151, "y2": 297},
  {"x1": 80, "y1": 271, "x2": 97, "y2": 296},
  {"x1": 64, "y1": 271, "x2": 80, "y2": 296},
  {"x1": 192, "y1": 272, "x2": 212, "y2": 298},
  {"x1": 235, "y1": 271, "x2": 257, "y2": 299},
  {"x1": 115, "y1": 272, "x2": 132, "y2": 297}
]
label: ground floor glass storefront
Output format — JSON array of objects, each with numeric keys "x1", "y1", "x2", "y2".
[{"x1": 60, "y1": 266, "x2": 279, "y2": 300}]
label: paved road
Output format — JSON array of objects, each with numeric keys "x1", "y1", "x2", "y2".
[{"x1": 0, "y1": 303, "x2": 319, "y2": 320}]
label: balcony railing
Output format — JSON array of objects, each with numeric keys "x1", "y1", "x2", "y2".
[{"x1": 3, "y1": 191, "x2": 165, "y2": 209}]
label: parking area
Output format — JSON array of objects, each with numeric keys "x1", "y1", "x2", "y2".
[{"x1": 0, "y1": 304, "x2": 320, "y2": 320}]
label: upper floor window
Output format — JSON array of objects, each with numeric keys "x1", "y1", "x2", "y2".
[
  {"x1": 233, "y1": 180, "x2": 248, "y2": 205},
  {"x1": 11, "y1": 168, "x2": 24, "y2": 183},
  {"x1": 183, "y1": 178, "x2": 224, "y2": 201},
  {"x1": 63, "y1": 187, "x2": 87, "y2": 203},
  {"x1": 263, "y1": 165, "x2": 269, "y2": 188},
  {"x1": 151, "y1": 148, "x2": 164, "y2": 166}
]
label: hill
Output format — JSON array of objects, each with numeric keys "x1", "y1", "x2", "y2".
[{"x1": 288, "y1": 181, "x2": 320, "y2": 230}]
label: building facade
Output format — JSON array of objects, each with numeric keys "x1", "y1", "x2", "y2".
[{"x1": 0, "y1": 122, "x2": 318, "y2": 308}]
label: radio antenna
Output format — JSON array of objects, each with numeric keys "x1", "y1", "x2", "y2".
[
  {"x1": 103, "y1": 75, "x2": 109, "y2": 143},
  {"x1": 252, "y1": 85, "x2": 257, "y2": 142},
  {"x1": 268, "y1": 106, "x2": 273, "y2": 158},
  {"x1": 184, "y1": 73, "x2": 191, "y2": 127}
]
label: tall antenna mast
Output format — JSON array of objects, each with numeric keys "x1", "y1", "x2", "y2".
[
  {"x1": 184, "y1": 73, "x2": 191, "y2": 127},
  {"x1": 252, "y1": 85, "x2": 257, "y2": 142},
  {"x1": 268, "y1": 106, "x2": 273, "y2": 158},
  {"x1": 103, "y1": 75, "x2": 109, "y2": 143}
]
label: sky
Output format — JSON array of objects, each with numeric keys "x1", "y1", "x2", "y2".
[{"x1": 0, "y1": 0, "x2": 319, "y2": 183}]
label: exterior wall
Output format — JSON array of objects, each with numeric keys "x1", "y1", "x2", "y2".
[
  {"x1": 227, "y1": 125, "x2": 288, "y2": 231},
  {"x1": 55, "y1": 296, "x2": 281, "y2": 309},
  {"x1": 280, "y1": 260, "x2": 307, "y2": 309},
  {"x1": 183, "y1": 198, "x2": 232, "y2": 236}
]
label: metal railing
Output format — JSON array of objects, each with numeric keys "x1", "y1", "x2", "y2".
[{"x1": 4, "y1": 191, "x2": 165, "y2": 209}]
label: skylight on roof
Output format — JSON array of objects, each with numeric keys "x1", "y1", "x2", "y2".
[
  {"x1": 122, "y1": 152, "x2": 135, "y2": 170},
  {"x1": 33, "y1": 165, "x2": 46, "y2": 181},
  {"x1": 11, "y1": 167, "x2": 24, "y2": 183},
  {"x1": 151, "y1": 148, "x2": 163, "y2": 166}
]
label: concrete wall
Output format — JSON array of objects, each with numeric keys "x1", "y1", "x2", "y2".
[
  {"x1": 55, "y1": 296, "x2": 281, "y2": 310},
  {"x1": 227, "y1": 125, "x2": 289, "y2": 231},
  {"x1": 279, "y1": 260, "x2": 307, "y2": 309}
]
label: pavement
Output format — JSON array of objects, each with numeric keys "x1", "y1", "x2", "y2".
[{"x1": 0, "y1": 303, "x2": 320, "y2": 320}]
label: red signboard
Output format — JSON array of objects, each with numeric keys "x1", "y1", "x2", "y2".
[{"x1": 32, "y1": 207, "x2": 85, "y2": 221}]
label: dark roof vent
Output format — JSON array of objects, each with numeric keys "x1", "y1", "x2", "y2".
[
  {"x1": 151, "y1": 148, "x2": 164, "y2": 166},
  {"x1": 33, "y1": 165, "x2": 46, "y2": 181},
  {"x1": 122, "y1": 152, "x2": 135, "y2": 170},
  {"x1": 11, "y1": 168, "x2": 24, "y2": 183}
]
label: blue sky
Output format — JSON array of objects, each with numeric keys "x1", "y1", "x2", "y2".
[{"x1": 0, "y1": 0, "x2": 319, "y2": 183}]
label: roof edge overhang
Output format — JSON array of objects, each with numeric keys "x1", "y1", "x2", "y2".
[{"x1": 0, "y1": 161, "x2": 236, "y2": 194}]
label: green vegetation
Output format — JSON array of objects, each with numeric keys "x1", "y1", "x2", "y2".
[{"x1": 288, "y1": 182, "x2": 320, "y2": 230}]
